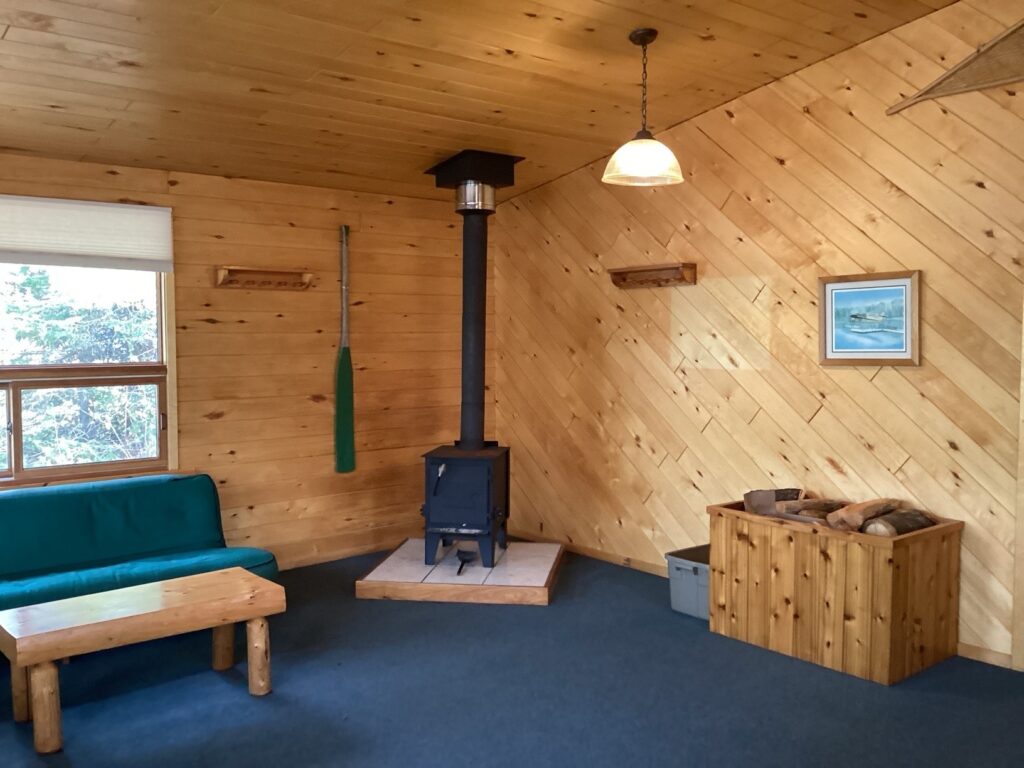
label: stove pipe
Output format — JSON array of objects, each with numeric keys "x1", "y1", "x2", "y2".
[
  {"x1": 456, "y1": 181, "x2": 494, "y2": 450},
  {"x1": 426, "y1": 150, "x2": 522, "y2": 451}
]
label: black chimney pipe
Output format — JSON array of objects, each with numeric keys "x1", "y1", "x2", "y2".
[
  {"x1": 459, "y1": 210, "x2": 490, "y2": 450},
  {"x1": 426, "y1": 150, "x2": 522, "y2": 452}
]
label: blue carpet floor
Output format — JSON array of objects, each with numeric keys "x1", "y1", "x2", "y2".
[{"x1": 2, "y1": 552, "x2": 1023, "y2": 767}]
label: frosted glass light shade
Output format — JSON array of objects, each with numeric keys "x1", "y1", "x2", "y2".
[{"x1": 602, "y1": 137, "x2": 684, "y2": 186}]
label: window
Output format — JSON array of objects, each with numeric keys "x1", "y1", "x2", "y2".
[
  {"x1": 0, "y1": 196, "x2": 173, "y2": 485},
  {"x1": 0, "y1": 388, "x2": 9, "y2": 476}
]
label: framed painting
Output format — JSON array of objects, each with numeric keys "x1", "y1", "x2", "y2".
[{"x1": 818, "y1": 271, "x2": 920, "y2": 366}]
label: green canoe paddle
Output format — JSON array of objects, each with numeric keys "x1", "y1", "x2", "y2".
[{"x1": 334, "y1": 225, "x2": 356, "y2": 473}]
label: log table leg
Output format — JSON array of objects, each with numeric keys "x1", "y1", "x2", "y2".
[
  {"x1": 29, "y1": 662, "x2": 61, "y2": 754},
  {"x1": 212, "y1": 624, "x2": 236, "y2": 671},
  {"x1": 10, "y1": 662, "x2": 30, "y2": 723},
  {"x1": 246, "y1": 617, "x2": 271, "y2": 696}
]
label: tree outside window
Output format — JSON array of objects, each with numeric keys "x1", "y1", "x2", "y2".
[{"x1": 1, "y1": 264, "x2": 166, "y2": 480}]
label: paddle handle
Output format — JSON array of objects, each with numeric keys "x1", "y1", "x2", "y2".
[{"x1": 340, "y1": 225, "x2": 350, "y2": 348}]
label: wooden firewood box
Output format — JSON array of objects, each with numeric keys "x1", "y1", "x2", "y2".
[{"x1": 708, "y1": 501, "x2": 964, "y2": 685}]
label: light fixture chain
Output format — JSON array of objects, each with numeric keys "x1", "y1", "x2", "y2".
[
  {"x1": 603, "y1": 27, "x2": 683, "y2": 186},
  {"x1": 641, "y1": 43, "x2": 648, "y2": 132}
]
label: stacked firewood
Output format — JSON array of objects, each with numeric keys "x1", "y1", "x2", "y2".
[{"x1": 742, "y1": 489, "x2": 935, "y2": 537}]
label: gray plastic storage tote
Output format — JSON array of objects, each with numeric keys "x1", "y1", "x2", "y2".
[{"x1": 666, "y1": 544, "x2": 709, "y2": 620}]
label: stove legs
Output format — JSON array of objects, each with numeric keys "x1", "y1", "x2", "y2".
[
  {"x1": 425, "y1": 532, "x2": 442, "y2": 565},
  {"x1": 479, "y1": 536, "x2": 496, "y2": 568},
  {"x1": 425, "y1": 529, "x2": 506, "y2": 568}
]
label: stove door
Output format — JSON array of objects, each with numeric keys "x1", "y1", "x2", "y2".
[{"x1": 424, "y1": 457, "x2": 492, "y2": 530}]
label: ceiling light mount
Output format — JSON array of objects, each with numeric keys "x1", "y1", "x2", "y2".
[
  {"x1": 628, "y1": 27, "x2": 658, "y2": 47},
  {"x1": 602, "y1": 26, "x2": 683, "y2": 187}
]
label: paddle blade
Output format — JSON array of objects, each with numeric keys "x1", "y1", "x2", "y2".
[{"x1": 335, "y1": 346, "x2": 356, "y2": 473}]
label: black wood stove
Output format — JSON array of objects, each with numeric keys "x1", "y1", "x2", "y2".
[
  {"x1": 422, "y1": 444, "x2": 509, "y2": 568},
  {"x1": 421, "y1": 150, "x2": 521, "y2": 567}
]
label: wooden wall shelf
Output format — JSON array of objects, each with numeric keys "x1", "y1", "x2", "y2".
[
  {"x1": 607, "y1": 262, "x2": 696, "y2": 289},
  {"x1": 215, "y1": 266, "x2": 314, "y2": 291}
]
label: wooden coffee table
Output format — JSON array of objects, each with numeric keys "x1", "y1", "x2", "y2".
[{"x1": 0, "y1": 567, "x2": 286, "y2": 754}]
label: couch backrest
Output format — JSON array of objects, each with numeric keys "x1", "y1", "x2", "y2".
[{"x1": 0, "y1": 473, "x2": 225, "y2": 580}]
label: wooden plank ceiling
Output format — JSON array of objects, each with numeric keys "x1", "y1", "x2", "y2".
[{"x1": 0, "y1": 0, "x2": 953, "y2": 200}]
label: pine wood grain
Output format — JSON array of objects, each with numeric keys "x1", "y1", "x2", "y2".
[
  {"x1": 0, "y1": 152, "x2": 475, "y2": 567},
  {"x1": 0, "y1": 568, "x2": 285, "y2": 668},
  {"x1": 707, "y1": 502, "x2": 963, "y2": 684},
  {"x1": 28, "y1": 662, "x2": 59, "y2": 755},
  {"x1": 496, "y1": 1, "x2": 1024, "y2": 665},
  {"x1": 0, "y1": 1, "x2": 951, "y2": 199}
]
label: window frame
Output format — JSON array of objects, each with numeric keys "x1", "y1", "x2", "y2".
[
  {"x1": 0, "y1": 383, "x2": 11, "y2": 480},
  {"x1": 0, "y1": 272, "x2": 170, "y2": 487}
]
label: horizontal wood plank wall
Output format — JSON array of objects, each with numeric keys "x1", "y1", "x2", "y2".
[
  {"x1": 0, "y1": 152, "x2": 490, "y2": 569},
  {"x1": 494, "y1": 0, "x2": 1023, "y2": 663}
]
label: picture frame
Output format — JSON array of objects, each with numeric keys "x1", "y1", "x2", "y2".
[{"x1": 818, "y1": 271, "x2": 920, "y2": 366}]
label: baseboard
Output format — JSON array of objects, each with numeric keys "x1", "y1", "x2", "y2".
[
  {"x1": 958, "y1": 641, "x2": 1013, "y2": 669},
  {"x1": 509, "y1": 528, "x2": 668, "y2": 577},
  {"x1": 274, "y1": 532, "x2": 412, "y2": 571}
]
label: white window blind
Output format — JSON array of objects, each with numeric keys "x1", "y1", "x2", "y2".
[{"x1": 0, "y1": 195, "x2": 173, "y2": 272}]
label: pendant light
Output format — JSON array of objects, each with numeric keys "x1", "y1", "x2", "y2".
[{"x1": 602, "y1": 28, "x2": 684, "y2": 187}]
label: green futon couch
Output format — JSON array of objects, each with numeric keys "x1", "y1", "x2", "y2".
[{"x1": 0, "y1": 473, "x2": 278, "y2": 611}]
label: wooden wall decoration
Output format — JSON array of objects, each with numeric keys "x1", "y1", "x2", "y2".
[
  {"x1": 0, "y1": 151, "x2": 492, "y2": 570},
  {"x1": 0, "y1": 0, "x2": 954, "y2": 200},
  {"x1": 608, "y1": 263, "x2": 697, "y2": 290},
  {"x1": 818, "y1": 271, "x2": 921, "y2": 367},
  {"x1": 215, "y1": 265, "x2": 314, "y2": 291},
  {"x1": 888, "y1": 18, "x2": 1024, "y2": 114},
  {"x1": 493, "y1": 0, "x2": 1024, "y2": 668}
]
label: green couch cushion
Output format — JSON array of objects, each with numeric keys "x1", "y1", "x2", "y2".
[
  {"x1": 0, "y1": 474, "x2": 225, "y2": 580},
  {"x1": 0, "y1": 547, "x2": 277, "y2": 611}
]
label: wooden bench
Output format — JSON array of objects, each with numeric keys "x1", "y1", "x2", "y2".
[{"x1": 0, "y1": 567, "x2": 286, "y2": 754}]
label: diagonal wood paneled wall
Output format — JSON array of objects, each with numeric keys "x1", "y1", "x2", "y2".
[
  {"x1": 494, "y1": 0, "x2": 1024, "y2": 666},
  {"x1": 0, "y1": 152, "x2": 491, "y2": 569}
]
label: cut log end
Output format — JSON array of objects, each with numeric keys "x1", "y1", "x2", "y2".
[
  {"x1": 862, "y1": 509, "x2": 935, "y2": 537},
  {"x1": 827, "y1": 498, "x2": 904, "y2": 531}
]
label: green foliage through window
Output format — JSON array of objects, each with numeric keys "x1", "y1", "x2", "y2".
[
  {"x1": 22, "y1": 385, "x2": 159, "y2": 469},
  {"x1": 1, "y1": 264, "x2": 162, "y2": 472},
  {"x1": 1, "y1": 264, "x2": 158, "y2": 366}
]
